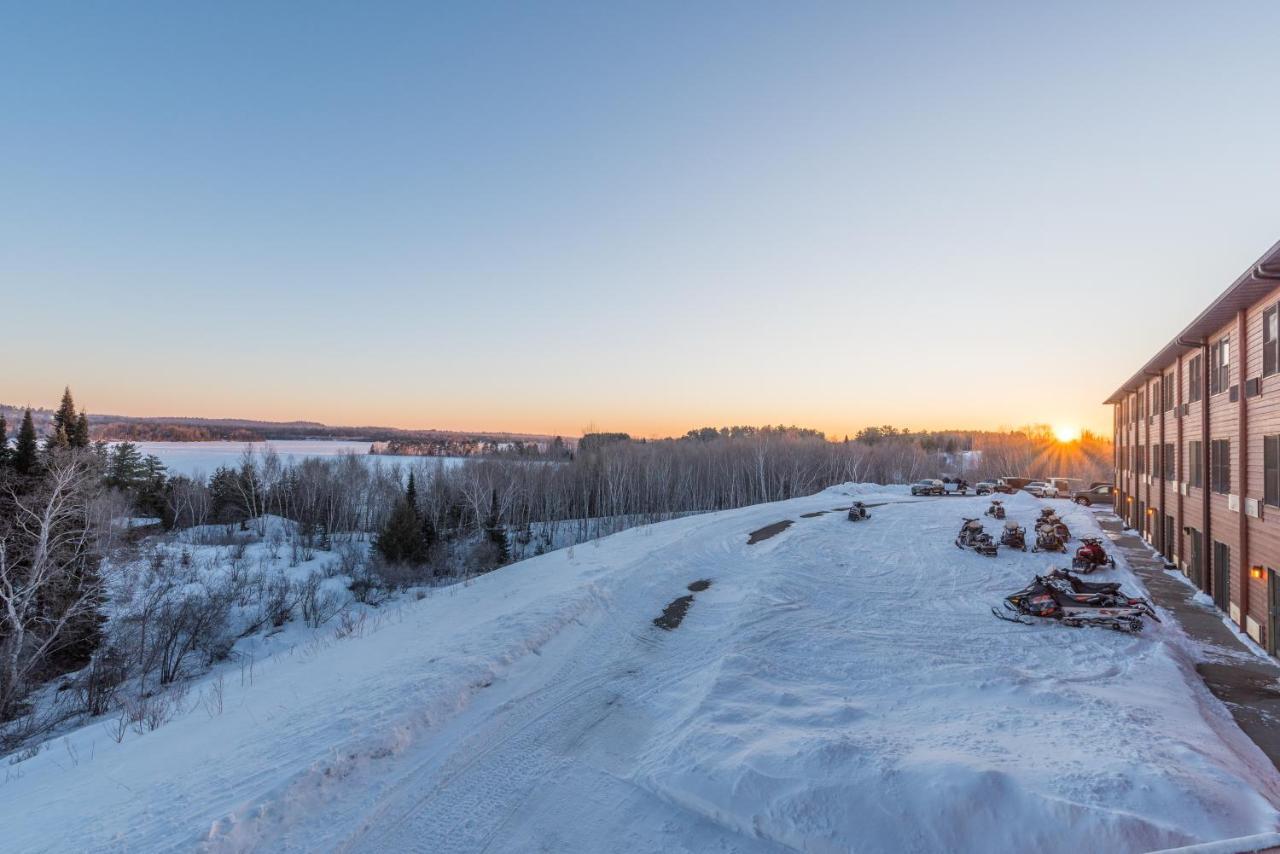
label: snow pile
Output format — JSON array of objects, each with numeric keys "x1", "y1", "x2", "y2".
[{"x1": 1, "y1": 488, "x2": 1276, "y2": 853}]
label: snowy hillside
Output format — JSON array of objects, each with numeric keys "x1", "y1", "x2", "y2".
[{"x1": 3, "y1": 487, "x2": 1279, "y2": 853}]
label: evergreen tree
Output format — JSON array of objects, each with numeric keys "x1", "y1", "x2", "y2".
[
  {"x1": 484, "y1": 488, "x2": 510, "y2": 565},
  {"x1": 72, "y1": 410, "x2": 91, "y2": 449},
  {"x1": 376, "y1": 498, "x2": 428, "y2": 565},
  {"x1": 421, "y1": 509, "x2": 438, "y2": 550},
  {"x1": 0, "y1": 412, "x2": 8, "y2": 467},
  {"x1": 13, "y1": 409, "x2": 40, "y2": 475},
  {"x1": 405, "y1": 472, "x2": 418, "y2": 510},
  {"x1": 209, "y1": 466, "x2": 247, "y2": 524},
  {"x1": 134, "y1": 454, "x2": 168, "y2": 517},
  {"x1": 48, "y1": 387, "x2": 77, "y2": 450},
  {"x1": 105, "y1": 442, "x2": 145, "y2": 489}
]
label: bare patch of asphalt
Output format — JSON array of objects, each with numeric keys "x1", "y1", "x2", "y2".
[
  {"x1": 800, "y1": 511, "x2": 827, "y2": 519},
  {"x1": 653, "y1": 580, "x2": 713, "y2": 630},
  {"x1": 747, "y1": 520, "x2": 793, "y2": 544}
]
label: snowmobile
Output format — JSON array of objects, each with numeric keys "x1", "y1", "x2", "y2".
[
  {"x1": 984, "y1": 499, "x2": 1006, "y2": 520},
  {"x1": 993, "y1": 571, "x2": 1159, "y2": 633},
  {"x1": 1031, "y1": 522, "x2": 1067, "y2": 553},
  {"x1": 847, "y1": 501, "x2": 869, "y2": 522},
  {"x1": 1044, "y1": 567, "x2": 1121, "y2": 594},
  {"x1": 998, "y1": 520, "x2": 1027, "y2": 551},
  {"x1": 955, "y1": 518, "x2": 999, "y2": 556},
  {"x1": 1071, "y1": 536, "x2": 1116, "y2": 573},
  {"x1": 1037, "y1": 507, "x2": 1071, "y2": 540}
]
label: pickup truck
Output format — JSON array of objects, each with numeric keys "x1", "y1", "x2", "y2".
[
  {"x1": 1039, "y1": 478, "x2": 1082, "y2": 498},
  {"x1": 995, "y1": 476, "x2": 1032, "y2": 493}
]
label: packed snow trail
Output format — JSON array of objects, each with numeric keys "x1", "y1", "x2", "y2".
[{"x1": 3, "y1": 487, "x2": 1279, "y2": 852}]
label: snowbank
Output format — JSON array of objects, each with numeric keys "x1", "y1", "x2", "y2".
[{"x1": 1, "y1": 488, "x2": 1276, "y2": 853}]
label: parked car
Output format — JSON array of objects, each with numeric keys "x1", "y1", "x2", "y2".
[
  {"x1": 975, "y1": 480, "x2": 998, "y2": 495},
  {"x1": 1023, "y1": 481, "x2": 1048, "y2": 497},
  {"x1": 910, "y1": 479, "x2": 944, "y2": 496},
  {"x1": 1040, "y1": 477, "x2": 1081, "y2": 498},
  {"x1": 1073, "y1": 483, "x2": 1116, "y2": 507}
]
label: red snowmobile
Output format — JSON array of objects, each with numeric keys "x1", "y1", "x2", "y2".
[{"x1": 1071, "y1": 537, "x2": 1116, "y2": 573}]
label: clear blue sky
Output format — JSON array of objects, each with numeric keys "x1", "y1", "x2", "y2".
[{"x1": 4, "y1": 2, "x2": 1279, "y2": 437}]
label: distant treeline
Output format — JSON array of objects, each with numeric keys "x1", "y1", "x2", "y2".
[{"x1": 0, "y1": 404, "x2": 561, "y2": 448}]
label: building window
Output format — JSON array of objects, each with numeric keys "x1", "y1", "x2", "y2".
[
  {"x1": 1267, "y1": 435, "x2": 1280, "y2": 508},
  {"x1": 1163, "y1": 442, "x2": 1175, "y2": 480},
  {"x1": 1266, "y1": 305, "x2": 1280, "y2": 377},
  {"x1": 1137, "y1": 444, "x2": 1145, "y2": 473},
  {"x1": 1211, "y1": 336, "x2": 1231, "y2": 395},
  {"x1": 1188, "y1": 354, "x2": 1203, "y2": 403},
  {"x1": 1188, "y1": 440, "x2": 1203, "y2": 488},
  {"x1": 1211, "y1": 438, "x2": 1231, "y2": 494},
  {"x1": 1163, "y1": 372, "x2": 1175, "y2": 411}
]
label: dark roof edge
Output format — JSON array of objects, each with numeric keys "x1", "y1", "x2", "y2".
[{"x1": 1103, "y1": 239, "x2": 1280, "y2": 405}]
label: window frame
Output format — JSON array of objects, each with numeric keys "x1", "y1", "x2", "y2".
[
  {"x1": 1210, "y1": 438, "x2": 1231, "y2": 495},
  {"x1": 1267, "y1": 435, "x2": 1280, "y2": 508},
  {"x1": 1211, "y1": 337, "x2": 1231, "y2": 396},
  {"x1": 1265, "y1": 305, "x2": 1280, "y2": 378}
]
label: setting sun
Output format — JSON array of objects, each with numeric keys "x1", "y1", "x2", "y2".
[{"x1": 1053, "y1": 424, "x2": 1081, "y2": 443}]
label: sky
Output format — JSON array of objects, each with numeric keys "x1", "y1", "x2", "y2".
[{"x1": 3, "y1": 2, "x2": 1280, "y2": 439}]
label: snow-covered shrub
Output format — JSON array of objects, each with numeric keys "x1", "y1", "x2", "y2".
[
  {"x1": 71, "y1": 649, "x2": 128, "y2": 718},
  {"x1": 367, "y1": 553, "x2": 433, "y2": 589},
  {"x1": 296, "y1": 574, "x2": 347, "y2": 628},
  {"x1": 335, "y1": 540, "x2": 367, "y2": 576}
]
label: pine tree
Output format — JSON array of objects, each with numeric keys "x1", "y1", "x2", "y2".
[
  {"x1": 72, "y1": 410, "x2": 91, "y2": 449},
  {"x1": 376, "y1": 498, "x2": 428, "y2": 565},
  {"x1": 0, "y1": 413, "x2": 8, "y2": 467},
  {"x1": 105, "y1": 442, "x2": 145, "y2": 489},
  {"x1": 13, "y1": 409, "x2": 40, "y2": 475},
  {"x1": 405, "y1": 472, "x2": 418, "y2": 510},
  {"x1": 421, "y1": 510, "x2": 438, "y2": 550},
  {"x1": 48, "y1": 387, "x2": 77, "y2": 449},
  {"x1": 484, "y1": 488, "x2": 510, "y2": 565}
]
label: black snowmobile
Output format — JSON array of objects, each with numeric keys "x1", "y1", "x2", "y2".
[
  {"x1": 984, "y1": 499, "x2": 1006, "y2": 520},
  {"x1": 956, "y1": 518, "x2": 998, "y2": 556},
  {"x1": 847, "y1": 501, "x2": 869, "y2": 522},
  {"x1": 993, "y1": 570, "x2": 1159, "y2": 633},
  {"x1": 998, "y1": 520, "x2": 1027, "y2": 551}
]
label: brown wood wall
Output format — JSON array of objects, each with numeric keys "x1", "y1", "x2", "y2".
[{"x1": 1114, "y1": 282, "x2": 1280, "y2": 648}]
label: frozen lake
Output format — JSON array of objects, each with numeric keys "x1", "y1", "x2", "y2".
[{"x1": 122, "y1": 440, "x2": 465, "y2": 478}]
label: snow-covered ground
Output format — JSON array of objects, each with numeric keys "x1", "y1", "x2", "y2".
[{"x1": 3, "y1": 487, "x2": 1279, "y2": 853}]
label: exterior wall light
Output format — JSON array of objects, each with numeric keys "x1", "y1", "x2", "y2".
[{"x1": 1251, "y1": 565, "x2": 1265, "y2": 581}]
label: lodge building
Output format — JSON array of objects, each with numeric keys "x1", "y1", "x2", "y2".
[{"x1": 1109, "y1": 239, "x2": 1280, "y2": 654}]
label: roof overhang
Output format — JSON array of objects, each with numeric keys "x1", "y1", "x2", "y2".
[{"x1": 1104, "y1": 239, "x2": 1280, "y2": 404}]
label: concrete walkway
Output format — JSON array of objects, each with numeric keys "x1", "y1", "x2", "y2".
[{"x1": 1094, "y1": 509, "x2": 1280, "y2": 771}]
